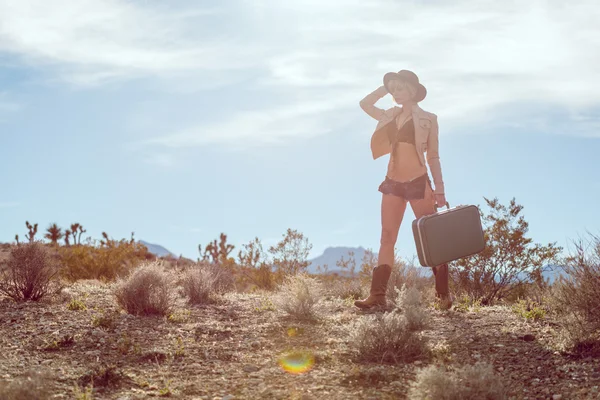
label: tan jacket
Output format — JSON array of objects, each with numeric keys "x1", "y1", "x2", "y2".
[{"x1": 360, "y1": 87, "x2": 445, "y2": 195}]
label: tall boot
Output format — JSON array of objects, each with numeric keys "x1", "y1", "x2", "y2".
[
  {"x1": 354, "y1": 264, "x2": 392, "y2": 309},
  {"x1": 433, "y1": 263, "x2": 452, "y2": 309}
]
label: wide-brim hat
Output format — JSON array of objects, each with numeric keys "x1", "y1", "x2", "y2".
[{"x1": 383, "y1": 69, "x2": 427, "y2": 102}]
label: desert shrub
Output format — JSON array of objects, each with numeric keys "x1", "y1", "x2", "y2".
[
  {"x1": 236, "y1": 231, "x2": 313, "y2": 290},
  {"x1": 236, "y1": 237, "x2": 278, "y2": 291},
  {"x1": 450, "y1": 197, "x2": 561, "y2": 305},
  {"x1": 113, "y1": 261, "x2": 176, "y2": 316},
  {"x1": 408, "y1": 362, "x2": 506, "y2": 400},
  {"x1": 68, "y1": 298, "x2": 87, "y2": 311},
  {"x1": 395, "y1": 284, "x2": 429, "y2": 331},
  {"x1": 511, "y1": 298, "x2": 546, "y2": 321},
  {"x1": 386, "y1": 260, "x2": 433, "y2": 307},
  {"x1": 180, "y1": 262, "x2": 222, "y2": 305},
  {"x1": 273, "y1": 273, "x2": 323, "y2": 320},
  {"x1": 453, "y1": 294, "x2": 482, "y2": 313},
  {"x1": 91, "y1": 310, "x2": 119, "y2": 330},
  {"x1": 323, "y1": 276, "x2": 364, "y2": 300},
  {"x1": 0, "y1": 241, "x2": 62, "y2": 301},
  {"x1": 502, "y1": 275, "x2": 552, "y2": 305},
  {"x1": 551, "y1": 234, "x2": 600, "y2": 353},
  {"x1": 0, "y1": 370, "x2": 53, "y2": 400},
  {"x1": 239, "y1": 264, "x2": 278, "y2": 291},
  {"x1": 349, "y1": 311, "x2": 427, "y2": 363},
  {"x1": 268, "y1": 228, "x2": 312, "y2": 275},
  {"x1": 210, "y1": 262, "x2": 236, "y2": 293},
  {"x1": 78, "y1": 363, "x2": 126, "y2": 390},
  {"x1": 59, "y1": 238, "x2": 152, "y2": 282}
]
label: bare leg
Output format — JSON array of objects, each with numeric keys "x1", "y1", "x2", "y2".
[
  {"x1": 354, "y1": 193, "x2": 406, "y2": 309},
  {"x1": 377, "y1": 194, "x2": 407, "y2": 266}
]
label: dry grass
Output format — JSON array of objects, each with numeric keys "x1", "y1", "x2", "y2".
[
  {"x1": 113, "y1": 261, "x2": 176, "y2": 316},
  {"x1": 408, "y1": 362, "x2": 507, "y2": 400},
  {"x1": 323, "y1": 276, "x2": 365, "y2": 300},
  {"x1": 179, "y1": 262, "x2": 222, "y2": 305},
  {"x1": 0, "y1": 241, "x2": 62, "y2": 302},
  {"x1": 395, "y1": 284, "x2": 429, "y2": 331},
  {"x1": 273, "y1": 273, "x2": 324, "y2": 321},
  {"x1": 386, "y1": 262, "x2": 433, "y2": 307},
  {"x1": 349, "y1": 312, "x2": 428, "y2": 364},
  {"x1": 349, "y1": 283, "x2": 430, "y2": 363},
  {"x1": 550, "y1": 234, "x2": 600, "y2": 354}
]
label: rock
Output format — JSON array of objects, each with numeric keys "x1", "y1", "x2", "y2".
[
  {"x1": 91, "y1": 329, "x2": 106, "y2": 337},
  {"x1": 222, "y1": 396, "x2": 234, "y2": 400},
  {"x1": 243, "y1": 365, "x2": 260, "y2": 373},
  {"x1": 521, "y1": 334, "x2": 535, "y2": 342},
  {"x1": 552, "y1": 395, "x2": 562, "y2": 400}
]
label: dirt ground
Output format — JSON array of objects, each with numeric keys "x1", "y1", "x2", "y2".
[{"x1": 0, "y1": 276, "x2": 599, "y2": 400}]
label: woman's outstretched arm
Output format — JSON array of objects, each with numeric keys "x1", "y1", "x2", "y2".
[
  {"x1": 426, "y1": 115, "x2": 445, "y2": 195},
  {"x1": 359, "y1": 85, "x2": 389, "y2": 120}
]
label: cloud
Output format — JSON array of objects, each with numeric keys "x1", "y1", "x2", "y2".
[
  {"x1": 2, "y1": 0, "x2": 599, "y2": 151},
  {"x1": 142, "y1": 152, "x2": 177, "y2": 168},
  {"x1": 254, "y1": 0, "x2": 600, "y2": 127},
  {"x1": 140, "y1": 94, "x2": 355, "y2": 149},
  {"x1": 0, "y1": 0, "x2": 263, "y2": 86},
  {"x1": 138, "y1": 0, "x2": 600, "y2": 150},
  {"x1": 0, "y1": 92, "x2": 21, "y2": 118}
]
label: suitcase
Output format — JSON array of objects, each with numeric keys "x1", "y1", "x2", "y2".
[{"x1": 412, "y1": 203, "x2": 485, "y2": 267}]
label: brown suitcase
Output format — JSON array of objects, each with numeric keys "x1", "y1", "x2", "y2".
[{"x1": 412, "y1": 203, "x2": 485, "y2": 267}]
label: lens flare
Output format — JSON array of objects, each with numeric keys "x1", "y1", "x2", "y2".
[{"x1": 278, "y1": 350, "x2": 315, "y2": 374}]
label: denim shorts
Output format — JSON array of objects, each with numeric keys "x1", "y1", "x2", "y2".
[{"x1": 378, "y1": 173, "x2": 432, "y2": 200}]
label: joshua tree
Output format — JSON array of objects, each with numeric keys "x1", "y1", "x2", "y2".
[
  {"x1": 44, "y1": 223, "x2": 64, "y2": 245},
  {"x1": 69, "y1": 223, "x2": 79, "y2": 244},
  {"x1": 77, "y1": 225, "x2": 87, "y2": 245},
  {"x1": 100, "y1": 232, "x2": 109, "y2": 247},
  {"x1": 68, "y1": 223, "x2": 86, "y2": 245},
  {"x1": 200, "y1": 233, "x2": 234, "y2": 264},
  {"x1": 25, "y1": 221, "x2": 38, "y2": 243},
  {"x1": 64, "y1": 230, "x2": 71, "y2": 246},
  {"x1": 14, "y1": 234, "x2": 19, "y2": 245}
]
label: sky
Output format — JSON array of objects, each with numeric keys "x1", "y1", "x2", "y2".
[{"x1": 1, "y1": 0, "x2": 599, "y2": 263}]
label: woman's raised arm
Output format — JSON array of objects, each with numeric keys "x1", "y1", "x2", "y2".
[{"x1": 359, "y1": 85, "x2": 389, "y2": 120}]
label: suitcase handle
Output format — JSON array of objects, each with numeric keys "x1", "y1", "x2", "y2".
[{"x1": 434, "y1": 201, "x2": 450, "y2": 212}]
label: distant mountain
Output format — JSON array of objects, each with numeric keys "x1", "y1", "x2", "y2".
[
  {"x1": 307, "y1": 246, "x2": 429, "y2": 276},
  {"x1": 517, "y1": 264, "x2": 568, "y2": 285},
  {"x1": 138, "y1": 240, "x2": 176, "y2": 258},
  {"x1": 307, "y1": 246, "x2": 568, "y2": 283},
  {"x1": 307, "y1": 246, "x2": 373, "y2": 274}
]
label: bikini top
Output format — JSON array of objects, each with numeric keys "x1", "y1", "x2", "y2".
[{"x1": 388, "y1": 118, "x2": 416, "y2": 146}]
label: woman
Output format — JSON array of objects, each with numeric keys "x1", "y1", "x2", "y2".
[{"x1": 354, "y1": 69, "x2": 453, "y2": 310}]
